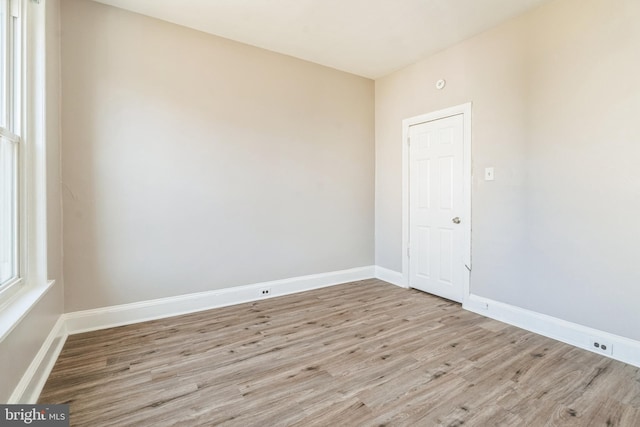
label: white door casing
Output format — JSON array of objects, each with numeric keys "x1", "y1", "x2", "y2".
[{"x1": 402, "y1": 103, "x2": 471, "y2": 303}]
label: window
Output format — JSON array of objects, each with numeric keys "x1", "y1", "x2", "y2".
[
  {"x1": 0, "y1": 0, "x2": 49, "y2": 339},
  {"x1": 0, "y1": 0, "x2": 22, "y2": 298}
]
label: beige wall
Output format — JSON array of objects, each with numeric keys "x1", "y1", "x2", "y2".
[
  {"x1": 0, "y1": 0, "x2": 64, "y2": 402},
  {"x1": 375, "y1": 0, "x2": 640, "y2": 340},
  {"x1": 61, "y1": 0, "x2": 375, "y2": 311}
]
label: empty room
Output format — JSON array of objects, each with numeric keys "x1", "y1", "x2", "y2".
[{"x1": 1, "y1": 0, "x2": 639, "y2": 425}]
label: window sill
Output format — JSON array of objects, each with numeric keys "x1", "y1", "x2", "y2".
[{"x1": 0, "y1": 280, "x2": 56, "y2": 343}]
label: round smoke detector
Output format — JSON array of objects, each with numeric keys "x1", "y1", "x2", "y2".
[{"x1": 436, "y1": 79, "x2": 446, "y2": 90}]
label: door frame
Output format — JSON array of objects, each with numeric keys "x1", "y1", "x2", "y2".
[{"x1": 402, "y1": 102, "x2": 472, "y2": 303}]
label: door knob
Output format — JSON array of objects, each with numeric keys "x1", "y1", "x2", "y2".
[{"x1": 452, "y1": 217, "x2": 461, "y2": 224}]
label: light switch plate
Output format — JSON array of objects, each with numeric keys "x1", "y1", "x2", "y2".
[{"x1": 485, "y1": 167, "x2": 495, "y2": 181}]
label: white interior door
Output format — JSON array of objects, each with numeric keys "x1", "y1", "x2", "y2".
[{"x1": 409, "y1": 114, "x2": 465, "y2": 302}]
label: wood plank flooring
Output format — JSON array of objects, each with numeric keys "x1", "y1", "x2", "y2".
[{"x1": 39, "y1": 279, "x2": 640, "y2": 426}]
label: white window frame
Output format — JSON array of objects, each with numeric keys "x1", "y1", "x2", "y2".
[
  {"x1": 0, "y1": 0, "x2": 24, "y2": 304},
  {"x1": 0, "y1": 0, "x2": 51, "y2": 339}
]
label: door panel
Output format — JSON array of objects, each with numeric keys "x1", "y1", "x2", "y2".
[
  {"x1": 409, "y1": 114, "x2": 464, "y2": 302},
  {"x1": 416, "y1": 226, "x2": 430, "y2": 278}
]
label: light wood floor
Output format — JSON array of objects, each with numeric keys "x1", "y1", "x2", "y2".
[{"x1": 40, "y1": 279, "x2": 640, "y2": 426}]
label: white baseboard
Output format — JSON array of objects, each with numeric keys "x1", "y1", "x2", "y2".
[
  {"x1": 64, "y1": 266, "x2": 376, "y2": 335},
  {"x1": 463, "y1": 294, "x2": 640, "y2": 368},
  {"x1": 9, "y1": 315, "x2": 68, "y2": 404},
  {"x1": 374, "y1": 266, "x2": 406, "y2": 288},
  {"x1": 17, "y1": 268, "x2": 640, "y2": 406}
]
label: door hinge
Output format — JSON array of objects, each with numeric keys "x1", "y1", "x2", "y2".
[
  {"x1": 407, "y1": 247, "x2": 410, "y2": 258},
  {"x1": 407, "y1": 136, "x2": 411, "y2": 146}
]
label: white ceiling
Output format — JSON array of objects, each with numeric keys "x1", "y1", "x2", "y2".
[{"x1": 90, "y1": 0, "x2": 549, "y2": 79}]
